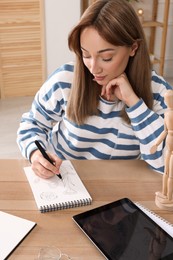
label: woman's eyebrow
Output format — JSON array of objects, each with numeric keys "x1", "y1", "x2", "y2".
[
  {"x1": 98, "y1": 48, "x2": 115, "y2": 53},
  {"x1": 81, "y1": 46, "x2": 115, "y2": 53}
]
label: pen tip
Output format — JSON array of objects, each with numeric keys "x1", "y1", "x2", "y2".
[{"x1": 57, "y1": 174, "x2": 62, "y2": 180}]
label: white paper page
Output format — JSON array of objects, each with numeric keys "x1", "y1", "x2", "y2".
[
  {"x1": 24, "y1": 160, "x2": 92, "y2": 211},
  {"x1": 0, "y1": 211, "x2": 36, "y2": 260}
]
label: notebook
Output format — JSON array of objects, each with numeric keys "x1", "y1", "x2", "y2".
[
  {"x1": 73, "y1": 198, "x2": 173, "y2": 260},
  {"x1": 24, "y1": 160, "x2": 92, "y2": 213},
  {"x1": 0, "y1": 211, "x2": 36, "y2": 260},
  {"x1": 135, "y1": 202, "x2": 173, "y2": 238}
]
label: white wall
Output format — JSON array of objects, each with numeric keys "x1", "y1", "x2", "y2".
[{"x1": 44, "y1": 0, "x2": 80, "y2": 76}]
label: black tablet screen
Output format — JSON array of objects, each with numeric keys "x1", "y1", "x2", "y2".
[{"x1": 73, "y1": 198, "x2": 173, "y2": 260}]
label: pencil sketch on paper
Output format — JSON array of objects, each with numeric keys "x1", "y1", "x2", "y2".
[
  {"x1": 31, "y1": 161, "x2": 78, "y2": 202},
  {"x1": 60, "y1": 163, "x2": 77, "y2": 195},
  {"x1": 40, "y1": 191, "x2": 58, "y2": 201},
  {"x1": 24, "y1": 160, "x2": 92, "y2": 212}
]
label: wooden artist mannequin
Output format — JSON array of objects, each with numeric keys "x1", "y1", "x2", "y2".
[{"x1": 150, "y1": 89, "x2": 173, "y2": 211}]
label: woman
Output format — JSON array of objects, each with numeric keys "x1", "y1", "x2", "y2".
[{"x1": 17, "y1": 0, "x2": 172, "y2": 179}]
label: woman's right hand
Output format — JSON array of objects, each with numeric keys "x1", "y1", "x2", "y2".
[
  {"x1": 101, "y1": 73, "x2": 139, "y2": 107},
  {"x1": 30, "y1": 150, "x2": 62, "y2": 179}
]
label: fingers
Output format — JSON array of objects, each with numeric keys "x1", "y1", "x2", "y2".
[
  {"x1": 101, "y1": 82, "x2": 117, "y2": 101},
  {"x1": 101, "y1": 73, "x2": 127, "y2": 101},
  {"x1": 48, "y1": 153, "x2": 62, "y2": 169},
  {"x1": 101, "y1": 84, "x2": 106, "y2": 97},
  {"x1": 32, "y1": 161, "x2": 55, "y2": 179},
  {"x1": 31, "y1": 150, "x2": 62, "y2": 179}
]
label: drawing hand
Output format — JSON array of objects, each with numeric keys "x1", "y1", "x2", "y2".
[{"x1": 30, "y1": 150, "x2": 62, "y2": 179}]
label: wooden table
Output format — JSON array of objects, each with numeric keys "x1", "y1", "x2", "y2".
[{"x1": 0, "y1": 159, "x2": 173, "y2": 260}]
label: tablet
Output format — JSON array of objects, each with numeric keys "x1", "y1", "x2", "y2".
[{"x1": 73, "y1": 198, "x2": 173, "y2": 260}]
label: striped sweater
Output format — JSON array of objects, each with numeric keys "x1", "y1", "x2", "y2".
[{"x1": 17, "y1": 62, "x2": 172, "y2": 173}]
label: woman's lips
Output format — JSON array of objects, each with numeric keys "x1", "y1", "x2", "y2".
[{"x1": 93, "y1": 76, "x2": 106, "y2": 82}]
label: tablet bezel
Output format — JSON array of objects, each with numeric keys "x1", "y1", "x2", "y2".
[{"x1": 72, "y1": 198, "x2": 173, "y2": 260}]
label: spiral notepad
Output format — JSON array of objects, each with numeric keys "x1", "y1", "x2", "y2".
[
  {"x1": 24, "y1": 160, "x2": 92, "y2": 213},
  {"x1": 135, "y1": 202, "x2": 173, "y2": 238}
]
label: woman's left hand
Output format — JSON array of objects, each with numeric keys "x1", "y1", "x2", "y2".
[{"x1": 101, "y1": 73, "x2": 140, "y2": 107}]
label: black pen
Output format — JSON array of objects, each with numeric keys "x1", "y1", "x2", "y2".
[{"x1": 34, "y1": 140, "x2": 62, "y2": 180}]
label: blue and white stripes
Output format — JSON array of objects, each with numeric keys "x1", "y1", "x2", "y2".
[{"x1": 17, "y1": 62, "x2": 172, "y2": 173}]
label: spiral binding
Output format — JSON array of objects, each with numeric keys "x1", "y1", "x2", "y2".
[
  {"x1": 135, "y1": 202, "x2": 173, "y2": 238},
  {"x1": 135, "y1": 202, "x2": 173, "y2": 227},
  {"x1": 40, "y1": 198, "x2": 92, "y2": 213}
]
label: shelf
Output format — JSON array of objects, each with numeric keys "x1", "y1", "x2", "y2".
[
  {"x1": 142, "y1": 0, "x2": 170, "y2": 75},
  {"x1": 142, "y1": 21, "x2": 163, "y2": 28}
]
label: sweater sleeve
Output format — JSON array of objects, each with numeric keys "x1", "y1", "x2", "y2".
[
  {"x1": 126, "y1": 72, "x2": 172, "y2": 173},
  {"x1": 16, "y1": 64, "x2": 73, "y2": 160}
]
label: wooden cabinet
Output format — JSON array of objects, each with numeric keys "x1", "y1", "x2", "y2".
[
  {"x1": 142, "y1": 0, "x2": 170, "y2": 76},
  {"x1": 0, "y1": 0, "x2": 46, "y2": 98}
]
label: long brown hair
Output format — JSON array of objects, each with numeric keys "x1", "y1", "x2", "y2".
[{"x1": 67, "y1": 0, "x2": 152, "y2": 125}]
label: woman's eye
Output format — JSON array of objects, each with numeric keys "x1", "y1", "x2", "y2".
[
  {"x1": 103, "y1": 57, "x2": 112, "y2": 62},
  {"x1": 82, "y1": 53, "x2": 91, "y2": 59},
  {"x1": 82, "y1": 56, "x2": 91, "y2": 59},
  {"x1": 81, "y1": 51, "x2": 90, "y2": 59}
]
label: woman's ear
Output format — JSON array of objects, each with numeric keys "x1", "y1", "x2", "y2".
[{"x1": 130, "y1": 41, "x2": 139, "y2": 57}]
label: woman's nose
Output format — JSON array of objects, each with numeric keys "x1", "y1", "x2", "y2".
[{"x1": 89, "y1": 60, "x2": 102, "y2": 75}]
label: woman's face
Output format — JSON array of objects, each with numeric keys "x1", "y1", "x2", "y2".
[{"x1": 80, "y1": 27, "x2": 135, "y2": 86}]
